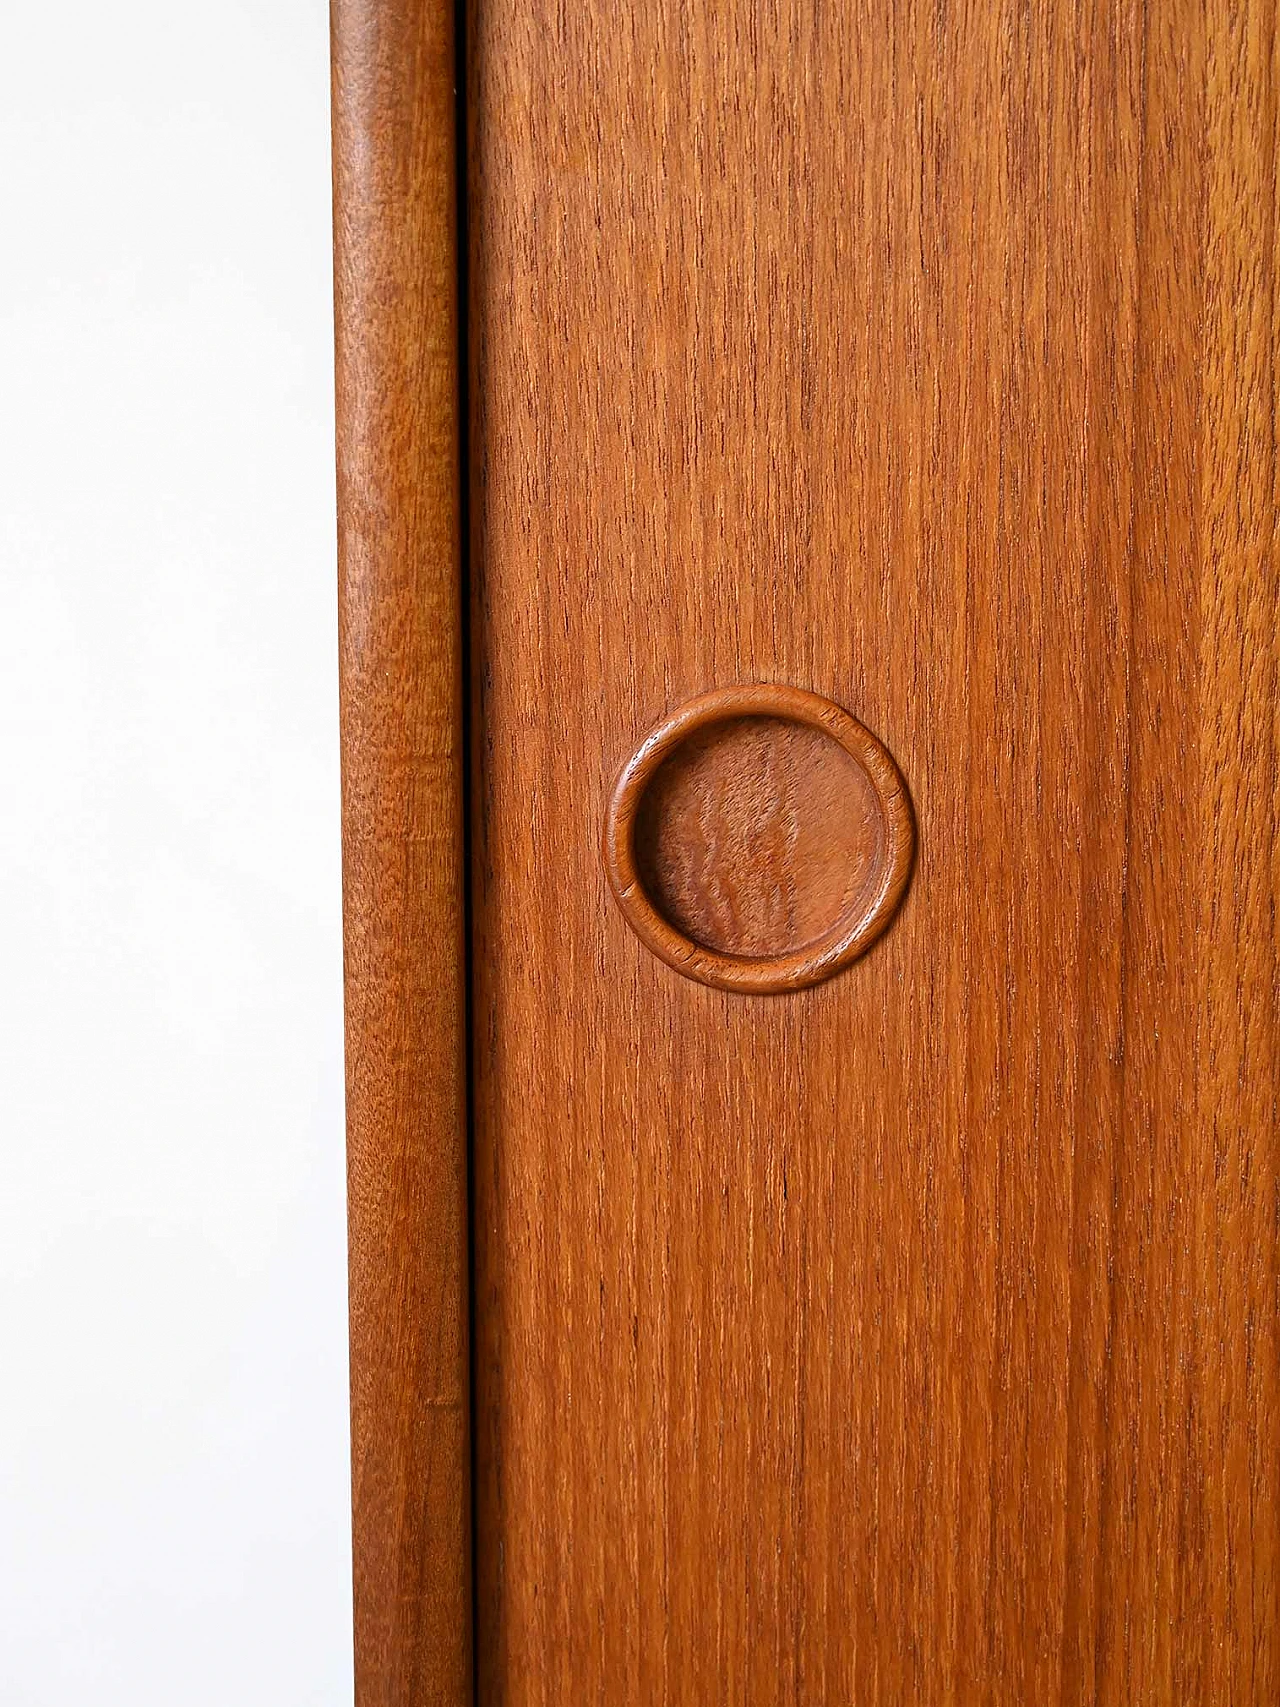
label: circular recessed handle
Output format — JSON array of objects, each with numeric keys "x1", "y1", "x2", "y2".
[{"x1": 603, "y1": 683, "x2": 915, "y2": 993}]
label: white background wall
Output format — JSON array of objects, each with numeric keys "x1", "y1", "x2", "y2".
[{"x1": 0, "y1": 4, "x2": 352, "y2": 1701}]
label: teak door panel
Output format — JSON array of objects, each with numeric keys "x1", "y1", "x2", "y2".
[{"x1": 334, "y1": 0, "x2": 1280, "y2": 1702}]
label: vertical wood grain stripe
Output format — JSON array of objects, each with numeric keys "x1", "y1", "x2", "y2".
[{"x1": 332, "y1": 1, "x2": 471, "y2": 1701}]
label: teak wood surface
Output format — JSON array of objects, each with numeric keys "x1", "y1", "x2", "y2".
[
  {"x1": 604, "y1": 684, "x2": 917, "y2": 993},
  {"x1": 333, "y1": 0, "x2": 470, "y2": 1702},
  {"x1": 464, "y1": 2, "x2": 1280, "y2": 1705}
]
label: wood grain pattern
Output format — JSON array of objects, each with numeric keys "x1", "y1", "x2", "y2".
[
  {"x1": 606, "y1": 684, "x2": 914, "y2": 990},
  {"x1": 467, "y1": 1, "x2": 1279, "y2": 1702},
  {"x1": 332, "y1": 0, "x2": 470, "y2": 1700},
  {"x1": 633, "y1": 719, "x2": 881, "y2": 956}
]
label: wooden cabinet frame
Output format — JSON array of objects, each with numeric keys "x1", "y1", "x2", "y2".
[
  {"x1": 332, "y1": 1, "x2": 1280, "y2": 1703},
  {"x1": 333, "y1": 2, "x2": 471, "y2": 1700}
]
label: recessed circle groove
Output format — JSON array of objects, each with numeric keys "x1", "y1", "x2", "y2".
[{"x1": 603, "y1": 684, "x2": 915, "y2": 993}]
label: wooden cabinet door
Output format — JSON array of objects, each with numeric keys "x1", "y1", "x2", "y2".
[{"x1": 334, "y1": 1, "x2": 1280, "y2": 1702}]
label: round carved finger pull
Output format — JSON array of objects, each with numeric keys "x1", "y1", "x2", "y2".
[{"x1": 603, "y1": 684, "x2": 915, "y2": 993}]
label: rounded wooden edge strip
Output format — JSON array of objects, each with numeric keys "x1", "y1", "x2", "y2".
[
  {"x1": 603, "y1": 684, "x2": 916, "y2": 993},
  {"x1": 332, "y1": 0, "x2": 472, "y2": 1700}
]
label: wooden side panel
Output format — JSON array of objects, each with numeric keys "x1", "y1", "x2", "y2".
[
  {"x1": 467, "y1": 2, "x2": 1279, "y2": 1703},
  {"x1": 332, "y1": 1, "x2": 470, "y2": 1701}
]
